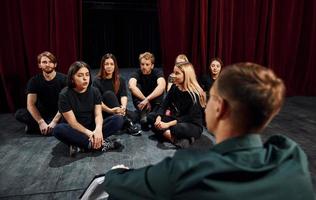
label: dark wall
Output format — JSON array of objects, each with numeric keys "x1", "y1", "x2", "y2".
[{"x1": 83, "y1": 0, "x2": 161, "y2": 69}]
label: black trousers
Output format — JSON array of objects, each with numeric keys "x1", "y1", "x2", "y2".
[
  {"x1": 14, "y1": 108, "x2": 53, "y2": 134},
  {"x1": 148, "y1": 114, "x2": 203, "y2": 140}
]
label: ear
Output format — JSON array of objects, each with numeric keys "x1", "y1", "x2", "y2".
[{"x1": 215, "y1": 97, "x2": 228, "y2": 120}]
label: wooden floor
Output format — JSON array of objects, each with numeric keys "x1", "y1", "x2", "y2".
[{"x1": 0, "y1": 69, "x2": 315, "y2": 199}]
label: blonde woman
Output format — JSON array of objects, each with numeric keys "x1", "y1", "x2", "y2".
[
  {"x1": 151, "y1": 61, "x2": 206, "y2": 148},
  {"x1": 166, "y1": 54, "x2": 189, "y2": 91}
]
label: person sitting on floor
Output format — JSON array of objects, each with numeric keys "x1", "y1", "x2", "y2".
[
  {"x1": 199, "y1": 57, "x2": 223, "y2": 99},
  {"x1": 53, "y1": 61, "x2": 122, "y2": 157},
  {"x1": 103, "y1": 62, "x2": 315, "y2": 200},
  {"x1": 128, "y1": 52, "x2": 166, "y2": 130},
  {"x1": 93, "y1": 53, "x2": 141, "y2": 136},
  {"x1": 15, "y1": 51, "x2": 66, "y2": 135},
  {"x1": 148, "y1": 61, "x2": 206, "y2": 148},
  {"x1": 166, "y1": 54, "x2": 189, "y2": 92}
]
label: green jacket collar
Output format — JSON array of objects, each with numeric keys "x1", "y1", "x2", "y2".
[{"x1": 212, "y1": 134, "x2": 263, "y2": 154}]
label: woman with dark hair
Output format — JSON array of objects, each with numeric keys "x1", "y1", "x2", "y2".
[
  {"x1": 200, "y1": 58, "x2": 223, "y2": 98},
  {"x1": 150, "y1": 62, "x2": 206, "y2": 148},
  {"x1": 53, "y1": 61, "x2": 123, "y2": 156},
  {"x1": 93, "y1": 53, "x2": 141, "y2": 136}
]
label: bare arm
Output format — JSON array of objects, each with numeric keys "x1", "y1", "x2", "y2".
[
  {"x1": 120, "y1": 96, "x2": 128, "y2": 108},
  {"x1": 27, "y1": 93, "x2": 44, "y2": 123},
  {"x1": 62, "y1": 110, "x2": 94, "y2": 138},
  {"x1": 147, "y1": 77, "x2": 166, "y2": 101},
  {"x1": 27, "y1": 93, "x2": 49, "y2": 134},
  {"x1": 128, "y1": 78, "x2": 146, "y2": 100},
  {"x1": 92, "y1": 104, "x2": 103, "y2": 149},
  {"x1": 47, "y1": 111, "x2": 62, "y2": 133}
]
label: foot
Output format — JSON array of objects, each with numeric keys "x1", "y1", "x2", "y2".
[
  {"x1": 125, "y1": 120, "x2": 141, "y2": 136},
  {"x1": 174, "y1": 138, "x2": 191, "y2": 149},
  {"x1": 101, "y1": 139, "x2": 121, "y2": 152},
  {"x1": 69, "y1": 145, "x2": 79, "y2": 157}
]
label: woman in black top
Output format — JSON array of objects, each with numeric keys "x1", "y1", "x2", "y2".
[
  {"x1": 200, "y1": 58, "x2": 223, "y2": 98},
  {"x1": 53, "y1": 61, "x2": 122, "y2": 156},
  {"x1": 151, "y1": 61, "x2": 206, "y2": 148},
  {"x1": 93, "y1": 53, "x2": 140, "y2": 135}
]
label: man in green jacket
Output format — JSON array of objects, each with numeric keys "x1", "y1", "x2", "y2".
[{"x1": 103, "y1": 63, "x2": 315, "y2": 200}]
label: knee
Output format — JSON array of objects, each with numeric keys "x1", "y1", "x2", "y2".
[{"x1": 53, "y1": 123, "x2": 67, "y2": 138}]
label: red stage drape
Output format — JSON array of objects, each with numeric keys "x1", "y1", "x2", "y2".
[
  {"x1": 158, "y1": 0, "x2": 316, "y2": 96},
  {"x1": 0, "y1": 0, "x2": 82, "y2": 112}
]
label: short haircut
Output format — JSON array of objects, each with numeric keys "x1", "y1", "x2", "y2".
[
  {"x1": 37, "y1": 51, "x2": 57, "y2": 64},
  {"x1": 216, "y1": 62, "x2": 285, "y2": 131},
  {"x1": 67, "y1": 61, "x2": 92, "y2": 88},
  {"x1": 139, "y1": 52, "x2": 155, "y2": 64}
]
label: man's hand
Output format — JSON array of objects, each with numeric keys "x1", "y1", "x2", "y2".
[
  {"x1": 47, "y1": 121, "x2": 57, "y2": 134},
  {"x1": 38, "y1": 119, "x2": 49, "y2": 135},
  {"x1": 138, "y1": 98, "x2": 151, "y2": 111}
]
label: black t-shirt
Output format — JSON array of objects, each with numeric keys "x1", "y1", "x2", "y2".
[
  {"x1": 130, "y1": 68, "x2": 164, "y2": 96},
  {"x1": 92, "y1": 77, "x2": 127, "y2": 99},
  {"x1": 58, "y1": 86, "x2": 101, "y2": 129},
  {"x1": 26, "y1": 72, "x2": 67, "y2": 118},
  {"x1": 199, "y1": 74, "x2": 214, "y2": 93},
  {"x1": 158, "y1": 84, "x2": 203, "y2": 126}
]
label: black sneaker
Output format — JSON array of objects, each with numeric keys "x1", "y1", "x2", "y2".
[
  {"x1": 174, "y1": 138, "x2": 191, "y2": 149},
  {"x1": 69, "y1": 145, "x2": 79, "y2": 157},
  {"x1": 127, "y1": 122, "x2": 141, "y2": 136},
  {"x1": 101, "y1": 139, "x2": 121, "y2": 152},
  {"x1": 124, "y1": 117, "x2": 141, "y2": 136}
]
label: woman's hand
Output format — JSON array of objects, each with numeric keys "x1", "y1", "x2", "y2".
[
  {"x1": 154, "y1": 116, "x2": 162, "y2": 127},
  {"x1": 156, "y1": 121, "x2": 170, "y2": 130},
  {"x1": 111, "y1": 107, "x2": 125, "y2": 115},
  {"x1": 89, "y1": 129, "x2": 103, "y2": 149}
]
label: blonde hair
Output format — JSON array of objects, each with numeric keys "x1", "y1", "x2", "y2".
[
  {"x1": 139, "y1": 52, "x2": 155, "y2": 64},
  {"x1": 175, "y1": 54, "x2": 189, "y2": 64},
  {"x1": 175, "y1": 62, "x2": 206, "y2": 107}
]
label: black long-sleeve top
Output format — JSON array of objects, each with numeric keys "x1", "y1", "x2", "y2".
[{"x1": 157, "y1": 84, "x2": 203, "y2": 127}]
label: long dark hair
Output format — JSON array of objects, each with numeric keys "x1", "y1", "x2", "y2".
[
  {"x1": 67, "y1": 61, "x2": 92, "y2": 88},
  {"x1": 97, "y1": 53, "x2": 120, "y2": 94}
]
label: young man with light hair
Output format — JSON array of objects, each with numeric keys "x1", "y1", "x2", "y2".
[{"x1": 128, "y1": 52, "x2": 166, "y2": 130}]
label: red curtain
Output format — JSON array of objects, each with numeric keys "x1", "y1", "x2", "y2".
[
  {"x1": 0, "y1": 0, "x2": 82, "y2": 112},
  {"x1": 158, "y1": 0, "x2": 316, "y2": 96}
]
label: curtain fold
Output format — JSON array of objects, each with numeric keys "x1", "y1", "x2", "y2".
[
  {"x1": 0, "y1": 0, "x2": 82, "y2": 112},
  {"x1": 158, "y1": 0, "x2": 316, "y2": 96}
]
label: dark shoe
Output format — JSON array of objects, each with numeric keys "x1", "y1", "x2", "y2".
[
  {"x1": 174, "y1": 138, "x2": 191, "y2": 149},
  {"x1": 124, "y1": 118, "x2": 141, "y2": 136},
  {"x1": 101, "y1": 139, "x2": 121, "y2": 152},
  {"x1": 140, "y1": 115, "x2": 147, "y2": 125},
  {"x1": 69, "y1": 145, "x2": 79, "y2": 157}
]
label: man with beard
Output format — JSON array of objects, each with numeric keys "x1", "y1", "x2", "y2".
[{"x1": 15, "y1": 51, "x2": 67, "y2": 135}]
